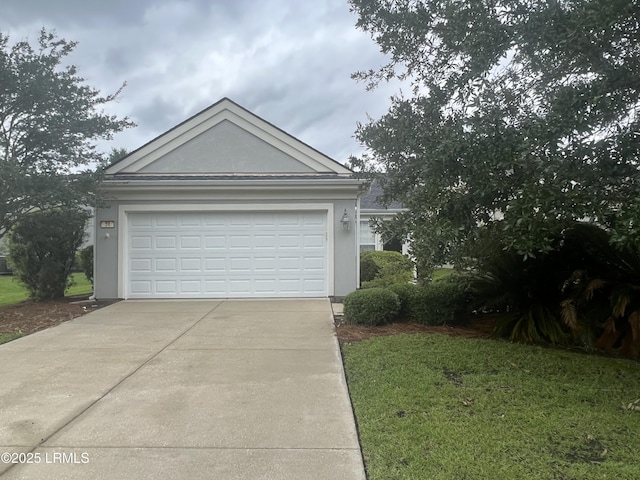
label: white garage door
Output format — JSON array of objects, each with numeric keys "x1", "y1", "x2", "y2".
[{"x1": 126, "y1": 211, "x2": 327, "y2": 298}]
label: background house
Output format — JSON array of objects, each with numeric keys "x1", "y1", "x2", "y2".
[{"x1": 359, "y1": 181, "x2": 410, "y2": 255}]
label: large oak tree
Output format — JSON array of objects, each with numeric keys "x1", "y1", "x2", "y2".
[
  {"x1": 350, "y1": 0, "x2": 640, "y2": 272},
  {"x1": 0, "y1": 28, "x2": 135, "y2": 238}
]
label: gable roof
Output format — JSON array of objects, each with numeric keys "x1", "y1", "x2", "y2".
[{"x1": 106, "y1": 97, "x2": 352, "y2": 176}]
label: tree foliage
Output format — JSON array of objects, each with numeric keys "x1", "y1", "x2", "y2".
[
  {"x1": 0, "y1": 28, "x2": 135, "y2": 238},
  {"x1": 8, "y1": 208, "x2": 89, "y2": 300},
  {"x1": 349, "y1": 0, "x2": 640, "y2": 271}
]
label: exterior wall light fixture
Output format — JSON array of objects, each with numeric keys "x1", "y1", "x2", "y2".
[{"x1": 340, "y1": 209, "x2": 351, "y2": 232}]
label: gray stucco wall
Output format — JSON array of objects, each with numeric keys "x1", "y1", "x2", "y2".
[
  {"x1": 94, "y1": 196, "x2": 359, "y2": 300},
  {"x1": 138, "y1": 121, "x2": 317, "y2": 174},
  {"x1": 94, "y1": 203, "x2": 120, "y2": 299}
]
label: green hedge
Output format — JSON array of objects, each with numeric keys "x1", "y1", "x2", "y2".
[
  {"x1": 360, "y1": 250, "x2": 413, "y2": 286},
  {"x1": 387, "y1": 283, "x2": 420, "y2": 319},
  {"x1": 410, "y1": 281, "x2": 467, "y2": 326},
  {"x1": 344, "y1": 288, "x2": 401, "y2": 326}
]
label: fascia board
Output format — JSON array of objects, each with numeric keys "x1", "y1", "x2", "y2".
[
  {"x1": 100, "y1": 178, "x2": 363, "y2": 189},
  {"x1": 360, "y1": 208, "x2": 409, "y2": 215}
]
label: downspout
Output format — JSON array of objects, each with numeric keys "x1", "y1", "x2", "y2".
[{"x1": 355, "y1": 196, "x2": 361, "y2": 289}]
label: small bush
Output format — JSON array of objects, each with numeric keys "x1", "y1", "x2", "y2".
[
  {"x1": 411, "y1": 281, "x2": 467, "y2": 326},
  {"x1": 344, "y1": 288, "x2": 401, "y2": 326},
  {"x1": 360, "y1": 250, "x2": 413, "y2": 284},
  {"x1": 388, "y1": 283, "x2": 420, "y2": 319},
  {"x1": 79, "y1": 245, "x2": 94, "y2": 285},
  {"x1": 8, "y1": 208, "x2": 89, "y2": 300}
]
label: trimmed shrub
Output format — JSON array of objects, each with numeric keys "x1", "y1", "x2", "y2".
[
  {"x1": 79, "y1": 245, "x2": 94, "y2": 285},
  {"x1": 360, "y1": 250, "x2": 413, "y2": 285},
  {"x1": 361, "y1": 271, "x2": 413, "y2": 289},
  {"x1": 388, "y1": 282, "x2": 420, "y2": 319},
  {"x1": 410, "y1": 281, "x2": 467, "y2": 326},
  {"x1": 8, "y1": 208, "x2": 89, "y2": 300},
  {"x1": 344, "y1": 288, "x2": 400, "y2": 326}
]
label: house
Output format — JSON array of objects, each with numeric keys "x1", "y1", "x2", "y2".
[
  {"x1": 359, "y1": 181, "x2": 409, "y2": 255},
  {"x1": 93, "y1": 98, "x2": 362, "y2": 300}
]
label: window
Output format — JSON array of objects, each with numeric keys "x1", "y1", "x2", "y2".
[{"x1": 359, "y1": 220, "x2": 376, "y2": 252}]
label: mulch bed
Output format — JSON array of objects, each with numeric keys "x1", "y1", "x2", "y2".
[
  {"x1": 334, "y1": 314, "x2": 497, "y2": 344},
  {"x1": 0, "y1": 297, "x2": 117, "y2": 336}
]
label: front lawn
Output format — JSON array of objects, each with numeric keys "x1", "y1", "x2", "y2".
[
  {"x1": 342, "y1": 334, "x2": 640, "y2": 479},
  {"x1": 0, "y1": 273, "x2": 92, "y2": 307}
]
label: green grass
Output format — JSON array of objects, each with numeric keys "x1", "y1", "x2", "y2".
[
  {"x1": 431, "y1": 267, "x2": 454, "y2": 282},
  {"x1": 0, "y1": 332, "x2": 23, "y2": 345},
  {"x1": 0, "y1": 273, "x2": 92, "y2": 307},
  {"x1": 64, "y1": 273, "x2": 93, "y2": 297},
  {"x1": 342, "y1": 334, "x2": 640, "y2": 479}
]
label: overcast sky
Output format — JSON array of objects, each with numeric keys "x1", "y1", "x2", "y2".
[{"x1": 2, "y1": 0, "x2": 401, "y2": 164}]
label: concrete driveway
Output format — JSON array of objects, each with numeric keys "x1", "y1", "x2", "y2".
[{"x1": 0, "y1": 299, "x2": 365, "y2": 479}]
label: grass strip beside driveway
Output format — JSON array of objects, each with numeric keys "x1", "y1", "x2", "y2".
[
  {"x1": 0, "y1": 273, "x2": 92, "y2": 307},
  {"x1": 342, "y1": 334, "x2": 640, "y2": 480}
]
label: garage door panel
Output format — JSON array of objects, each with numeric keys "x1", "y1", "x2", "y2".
[
  {"x1": 255, "y1": 279, "x2": 277, "y2": 294},
  {"x1": 155, "y1": 280, "x2": 177, "y2": 294},
  {"x1": 279, "y1": 235, "x2": 300, "y2": 248},
  {"x1": 229, "y1": 279, "x2": 251, "y2": 294},
  {"x1": 130, "y1": 216, "x2": 152, "y2": 227},
  {"x1": 278, "y1": 214, "x2": 300, "y2": 226},
  {"x1": 127, "y1": 211, "x2": 327, "y2": 298},
  {"x1": 180, "y1": 280, "x2": 202, "y2": 293},
  {"x1": 130, "y1": 258, "x2": 152, "y2": 272},
  {"x1": 155, "y1": 258, "x2": 177, "y2": 272},
  {"x1": 254, "y1": 257, "x2": 276, "y2": 271},
  {"x1": 205, "y1": 258, "x2": 226, "y2": 271},
  {"x1": 304, "y1": 257, "x2": 325, "y2": 271},
  {"x1": 303, "y1": 234, "x2": 324, "y2": 248},
  {"x1": 204, "y1": 279, "x2": 226, "y2": 293},
  {"x1": 254, "y1": 214, "x2": 276, "y2": 226},
  {"x1": 205, "y1": 236, "x2": 225, "y2": 249},
  {"x1": 130, "y1": 280, "x2": 152, "y2": 294},
  {"x1": 155, "y1": 236, "x2": 176, "y2": 249},
  {"x1": 303, "y1": 279, "x2": 325, "y2": 294},
  {"x1": 180, "y1": 236, "x2": 201, "y2": 249},
  {"x1": 179, "y1": 213, "x2": 202, "y2": 227},
  {"x1": 229, "y1": 235, "x2": 251, "y2": 249},
  {"x1": 279, "y1": 257, "x2": 301, "y2": 271},
  {"x1": 254, "y1": 234, "x2": 276, "y2": 249},
  {"x1": 303, "y1": 213, "x2": 324, "y2": 226},
  {"x1": 155, "y1": 215, "x2": 178, "y2": 227},
  {"x1": 229, "y1": 257, "x2": 251, "y2": 272},
  {"x1": 180, "y1": 258, "x2": 202, "y2": 271},
  {"x1": 131, "y1": 236, "x2": 152, "y2": 249}
]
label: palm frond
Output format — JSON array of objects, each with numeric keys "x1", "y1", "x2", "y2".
[
  {"x1": 560, "y1": 299, "x2": 578, "y2": 332},
  {"x1": 584, "y1": 278, "x2": 606, "y2": 302},
  {"x1": 611, "y1": 290, "x2": 631, "y2": 319}
]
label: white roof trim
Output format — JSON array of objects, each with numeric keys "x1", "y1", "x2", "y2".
[{"x1": 106, "y1": 98, "x2": 352, "y2": 175}]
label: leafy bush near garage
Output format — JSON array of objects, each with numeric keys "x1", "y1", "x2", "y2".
[
  {"x1": 410, "y1": 280, "x2": 467, "y2": 326},
  {"x1": 387, "y1": 282, "x2": 420, "y2": 319},
  {"x1": 360, "y1": 250, "x2": 413, "y2": 286},
  {"x1": 361, "y1": 272, "x2": 414, "y2": 288},
  {"x1": 344, "y1": 288, "x2": 401, "y2": 326},
  {"x1": 8, "y1": 208, "x2": 89, "y2": 300}
]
